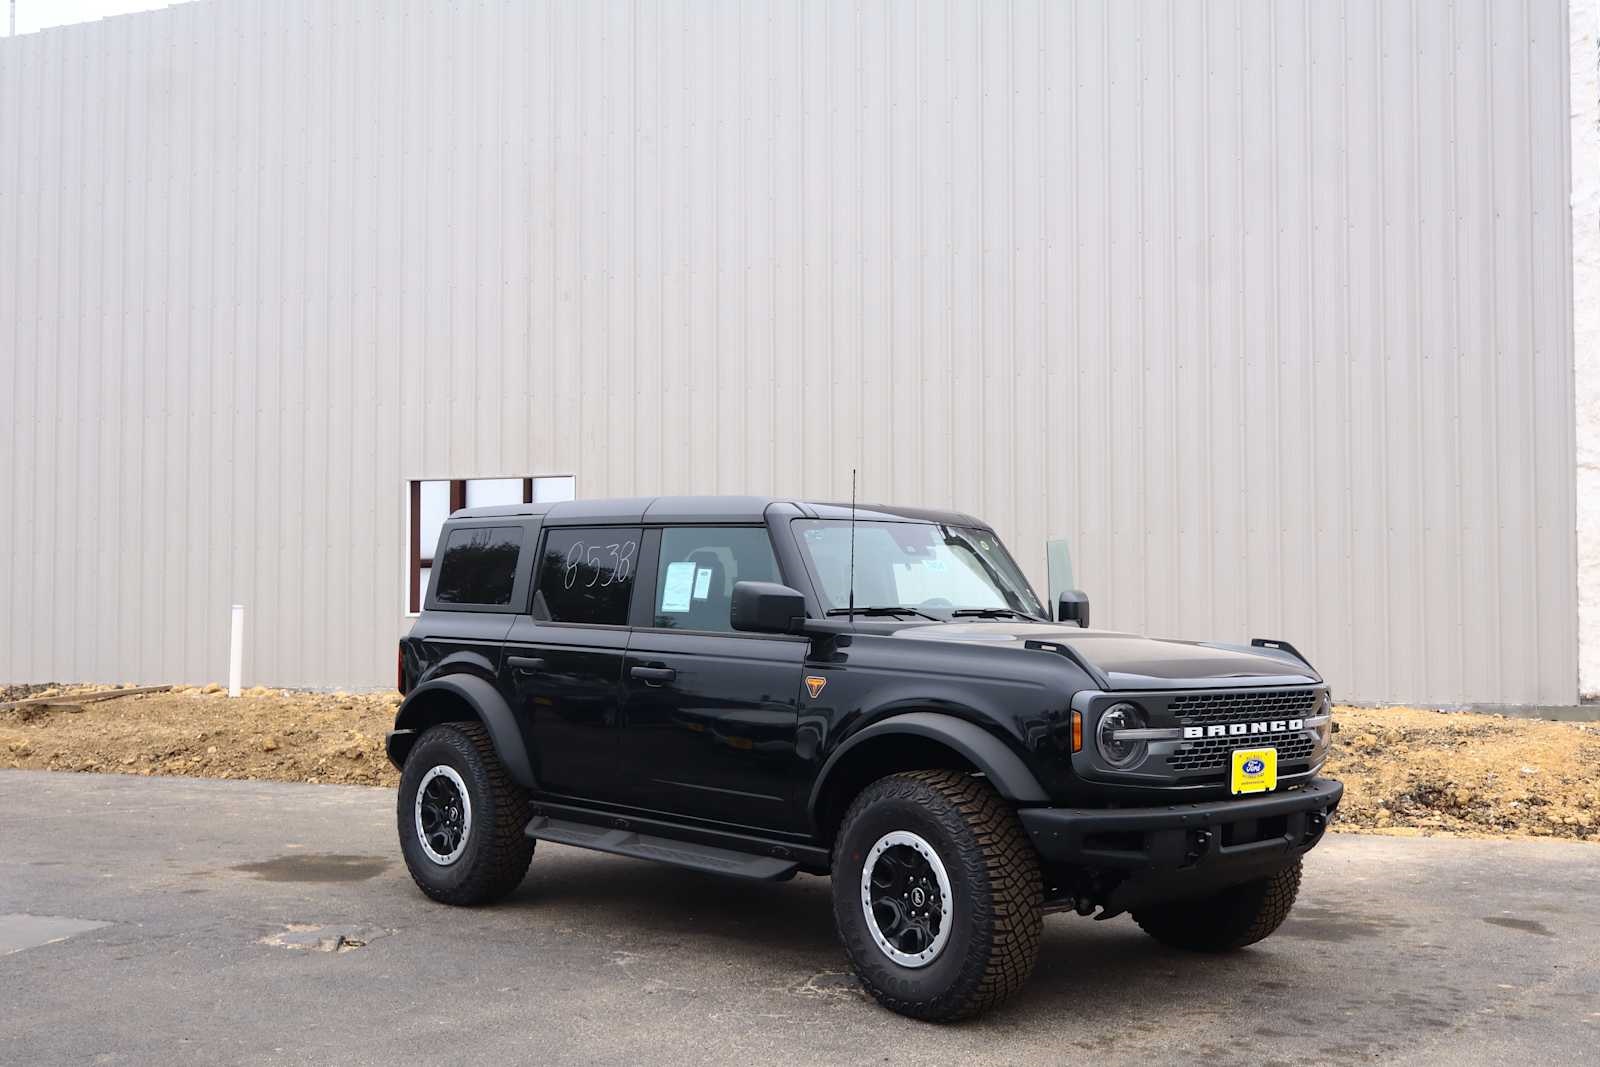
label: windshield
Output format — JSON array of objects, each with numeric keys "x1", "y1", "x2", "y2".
[{"x1": 792, "y1": 519, "x2": 1047, "y2": 620}]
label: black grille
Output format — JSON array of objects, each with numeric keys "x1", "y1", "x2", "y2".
[
  {"x1": 1161, "y1": 688, "x2": 1323, "y2": 774},
  {"x1": 1168, "y1": 688, "x2": 1319, "y2": 726},
  {"x1": 1167, "y1": 732, "x2": 1317, "y2": 772}
]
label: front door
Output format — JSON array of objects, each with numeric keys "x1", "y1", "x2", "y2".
[
  {"x1": 619, "y1": 525, "x2": 809, "y2": 833},
  {"x1": 500, "y1": 525, "x2": 642, "y2": 804}
]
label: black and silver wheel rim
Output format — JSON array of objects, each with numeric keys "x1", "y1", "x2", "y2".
[
  {"x1": 414, "y1": 765, "x2": 473, "y2": 866},
  {"x1": 859, "y1": 830, "x2": 953, "y2": 968}
]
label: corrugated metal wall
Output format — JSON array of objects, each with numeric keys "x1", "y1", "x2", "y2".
[
  {"x1": 0, "y1": 0, "x2": 1577, "y2": 704},
  {"x1": 1574, "y1": 1, "x2": 1599, "y2": 702}
]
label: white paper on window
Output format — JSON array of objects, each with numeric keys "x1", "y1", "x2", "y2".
[{"x1": 660, "y1": 561, "x2": 697, "y2": 613}]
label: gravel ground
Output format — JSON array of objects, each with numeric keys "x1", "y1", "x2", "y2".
[{"x1": 3, "y1": 684, "x2": 1597, "y2": 842}]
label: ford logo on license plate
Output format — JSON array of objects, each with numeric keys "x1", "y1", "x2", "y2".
[{"x1": 1230, "y1": 748, "x2": 1278, "y2": 795}]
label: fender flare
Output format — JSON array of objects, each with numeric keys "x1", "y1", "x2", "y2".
[
  {"x1": 387, "y1": 674, "x2": 537, "y2": 789},
  {"x1": 807, "y1": 711, "x2": 1050, "y2": 821}
]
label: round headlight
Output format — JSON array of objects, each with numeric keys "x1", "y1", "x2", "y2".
[{"x1": 1095, "y1": 702, "x2": 1147, "y2": 768}]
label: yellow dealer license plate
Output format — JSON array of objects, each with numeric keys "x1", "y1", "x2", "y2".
[{"x1": 1230, "y1": 748, "x2": 1278, "y2": 795}]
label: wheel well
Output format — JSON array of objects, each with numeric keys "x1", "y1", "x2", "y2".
[
  {"x1": 813, "y1": 734, "x2": 981, "y2": 848},
  {"x1": 388, "y1": 689, "x2": 481, "y2": 768}
]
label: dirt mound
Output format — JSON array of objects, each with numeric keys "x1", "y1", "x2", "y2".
[
  {"x1": 3, "y1": 687, "x2": 1597, "y2": 842},
  {"x1": 1, "y1": 685, "x2": 400, "y2": 786},
  {"x1": 1324, "y1": 707, "x2": 1600, "y2": 841}
]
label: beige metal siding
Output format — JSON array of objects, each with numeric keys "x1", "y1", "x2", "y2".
[
  {"x1": 1574, "y1": 0, "x2": 1599, "y2": 701},
  {"x1": 0, "y1": 0, "x2": 1577, "y2": 703}
]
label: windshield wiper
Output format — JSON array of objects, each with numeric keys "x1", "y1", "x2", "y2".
[
  {"x1": 950, "y1": 608, "x2": 1040, "y2": 620},
  {"x1": 825, "y1": 605, "x2": 940, "y2": 621},
  {"x1": 940, "y1": 527, "x2": 1045, "y2": 620}
]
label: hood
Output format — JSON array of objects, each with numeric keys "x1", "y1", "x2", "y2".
[{"x1": 888, "y1": 622, "x2": 1320, "y2": 690}]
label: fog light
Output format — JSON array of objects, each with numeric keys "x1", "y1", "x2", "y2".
[{"x1": 1095, "y1": 703, "x2": 1147, "y2": 768}]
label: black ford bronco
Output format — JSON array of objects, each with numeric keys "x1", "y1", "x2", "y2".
[{"x1": 388, "y1": 496, "x2": 1342, "y2": 1020}]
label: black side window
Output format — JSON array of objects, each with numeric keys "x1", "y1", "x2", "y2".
[
  {"x1": 532, "y1": 527, "x2": 642, "y2": 625},
  {"x1": 433, "y1": 526, "x2": 524, "y2": 606}
]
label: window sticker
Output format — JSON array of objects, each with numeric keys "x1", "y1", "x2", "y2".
[
  {"x1": 921, "y1": 558, "x2": 948, "y2": 572},
  {"x1": 692, "y1": 567, "x2": 713, "y2": 600},
  {"x1": 661, "y1": 561, "x2": 697, "y2": 613}
]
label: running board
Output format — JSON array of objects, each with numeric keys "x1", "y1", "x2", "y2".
[{"x1": 524, "y1": 816, "x2": 800, "y2": 881}]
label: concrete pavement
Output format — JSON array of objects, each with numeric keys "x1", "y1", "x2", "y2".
[{"x1": 2, "y1": 769, "x2": 1596, "y2": 1065}]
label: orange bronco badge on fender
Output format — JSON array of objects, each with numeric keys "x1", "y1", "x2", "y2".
[{"x1": 804, "y1": 676, "x2": 827, "y2": 699}]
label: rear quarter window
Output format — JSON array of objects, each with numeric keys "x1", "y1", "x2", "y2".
[{"x1": 432, "y1": 526, "x2": 524, "y2": 605}]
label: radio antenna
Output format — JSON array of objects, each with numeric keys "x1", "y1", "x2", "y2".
[{"x1": 847, "y1": 468, "x2": 857, "y2": 619}]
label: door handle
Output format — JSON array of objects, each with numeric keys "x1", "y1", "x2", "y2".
[
  {"x1": 507, "y1": 656, "x2": 546, "y2": 673},
  {"x1": 629, "y1": 665, "x2": 676, "y2": 685}
]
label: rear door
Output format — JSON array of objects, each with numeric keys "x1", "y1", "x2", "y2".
[
  {"x1": 618, "y1": 525, "x2": 809, "y2": 832},
  {"x1": 500, "y1": 525, "x2": 642, "y2": 803}
]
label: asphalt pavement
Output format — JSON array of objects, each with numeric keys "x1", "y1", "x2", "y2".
[{"x1": 2, "y1": 769, "x2": 1596, "y2": 1065}]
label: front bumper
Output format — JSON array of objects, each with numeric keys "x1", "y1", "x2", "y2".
[{"x1": 1018, "y1": 778, "x2": 1343, "y2": 910}]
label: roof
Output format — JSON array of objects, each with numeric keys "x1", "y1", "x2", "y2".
[{"x1": 448, "y1": 495, "x2": 988, "y2": 528}]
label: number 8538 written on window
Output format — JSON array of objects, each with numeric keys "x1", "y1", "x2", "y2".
[
  {"x1": 533, "y1": 528, "x2": 642, "y2": 625},
  {"x1": 561, "y1": 538, "x2": 637, "y2": 590}
]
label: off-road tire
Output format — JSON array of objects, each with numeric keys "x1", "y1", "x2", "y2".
[
  {"x1": 397, "y1": 721, "x2": 534, "y2": 906},
  {"x1": 831, "y1": 770, "x2": 1043, "y2": 1022},
  {"x1": 1133, "y1": 859, "x2": 1302, "y2": 952}
]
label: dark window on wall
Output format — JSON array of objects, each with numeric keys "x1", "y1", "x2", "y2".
[
  {"x1": 433, "y1": 526, "x2": 524, "y2": 606},
  {"x1": 408, "y1": 475, "x2": 576, "y2": 613}
]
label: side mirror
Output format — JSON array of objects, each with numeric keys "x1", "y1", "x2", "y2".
[
  {"x1": 1056, "y1": 590, "x2": 1090, "y2": 628},
  {"x1": 730, "y1": 581, "x2": 808, "y2": 635}
]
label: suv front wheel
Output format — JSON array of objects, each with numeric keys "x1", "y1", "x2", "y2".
[
  {"x1": 397, "y1": 722, "x2": 535, "y2": 906},
  {"x1": 831, "y1": 770, "x2": 1043, "y2": 1021}
]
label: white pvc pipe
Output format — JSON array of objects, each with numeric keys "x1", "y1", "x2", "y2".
[{"x1": 228, "y1": 605, "x2": 244, "y2": 698}]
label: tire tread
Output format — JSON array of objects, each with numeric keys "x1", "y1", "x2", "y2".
[
  {"x1": 835, "y1": 769, "x2": 1043, "y2": 1021},
  {"x1": 401, "y1": 721, "x2": 534, "y2": 906}
]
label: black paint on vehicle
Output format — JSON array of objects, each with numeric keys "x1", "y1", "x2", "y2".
[{"x1": 387, "y1": 495, "x2": 1343, "y2": 1021}]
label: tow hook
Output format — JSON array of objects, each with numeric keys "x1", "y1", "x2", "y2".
[{"x1": 1184, "y1": 828, "x2": 1213, "y2": 865}]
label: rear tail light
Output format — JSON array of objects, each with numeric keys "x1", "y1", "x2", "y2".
[{"x1": 397, "y1": 647, "x2": 408, "y2": 696}]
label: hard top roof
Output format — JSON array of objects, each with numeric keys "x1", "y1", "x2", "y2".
[{"x1": 448, "y1": 495, "x2": 988, "y2": 528}]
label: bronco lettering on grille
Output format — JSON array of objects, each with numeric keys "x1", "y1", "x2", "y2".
[{"x1": 1182, "y1": 718, "x2": 1304, "y2": 740}]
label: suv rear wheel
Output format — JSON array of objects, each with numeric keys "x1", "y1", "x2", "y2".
[
  {"x1": 1132, "y1": 859, "x2": 1302, "y2": 952},
  {"x1": 831, "y1": 770, "x2": 1043, "y2": 1021},
  {"x1": 397, "y1": 722, "x2": 534, "y2": 906}
]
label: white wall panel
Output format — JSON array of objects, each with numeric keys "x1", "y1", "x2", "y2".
[
  {"x1": 1577, "y1": 0, "x2": 1600, "y2": 700},
  {"x1": 0, "y1": 0, "x2": 1578, "y2": 704}
]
